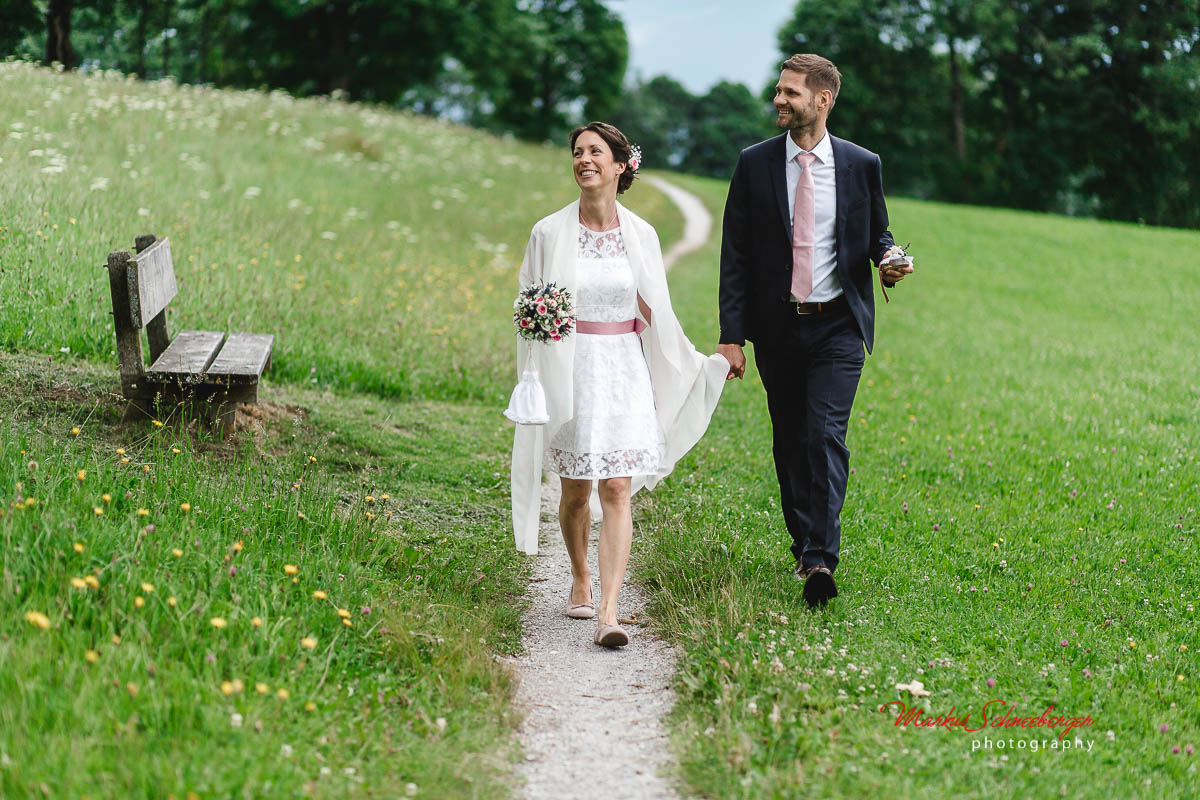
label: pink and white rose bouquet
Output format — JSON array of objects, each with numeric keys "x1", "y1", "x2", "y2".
[{"x1": 512, "y1": 281, "x2": 576, "y2": 344}]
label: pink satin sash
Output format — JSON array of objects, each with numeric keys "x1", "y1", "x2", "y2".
[{"x1": 576, "y1": 319, "x2": 646, "y2": 335}]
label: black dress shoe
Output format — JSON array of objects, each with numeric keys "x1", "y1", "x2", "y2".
[{"x1": 802, "y1": 565, "x2": 837, "y2": 608}]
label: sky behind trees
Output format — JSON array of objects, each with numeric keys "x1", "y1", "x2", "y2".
[{"x1": 608, "y1": 0, "x2": 797, "y2": 94}]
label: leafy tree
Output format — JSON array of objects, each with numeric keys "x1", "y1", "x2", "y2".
[
  {"x1": 608, "y1": 75, "x2": 694, "y2": 168},
  {"x1": 471, "y1": 0, "x2": 628, "y2": 142},
  {"x1": 685, "y1": 80, "x2": 771, "y2": 179}
]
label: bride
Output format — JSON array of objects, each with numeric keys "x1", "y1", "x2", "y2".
[{"x1": 510, "y1": 121, "x2": 729, "y2": 648}]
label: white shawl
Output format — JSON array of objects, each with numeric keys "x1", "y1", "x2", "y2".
[{"x1": 510, "y1": 199, "x2": 729, "y2": 554}]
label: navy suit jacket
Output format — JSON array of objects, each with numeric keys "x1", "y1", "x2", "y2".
[{"x1": 718, "y1": 132, "x2": 895, "y2": 354}]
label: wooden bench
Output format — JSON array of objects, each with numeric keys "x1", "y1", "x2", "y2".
[{"x1": 105, "y1": 234, "x2": 274, "y2": 429}]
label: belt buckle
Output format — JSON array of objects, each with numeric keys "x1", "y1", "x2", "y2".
[{"x1": 795, "y1": 301, "x2": 815, "y2": 316}]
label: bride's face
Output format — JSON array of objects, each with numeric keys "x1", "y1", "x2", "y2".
[{"x1": 573, "y1": 131, "x2": 625, "y2": 192}]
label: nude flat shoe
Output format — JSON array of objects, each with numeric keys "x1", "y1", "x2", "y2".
[
  {"x1": 565, "y1": 601, "x2": 596, "y2": 620},
  {"x1": 594, "y1": 623, "x2": 629, "y2": 648}
]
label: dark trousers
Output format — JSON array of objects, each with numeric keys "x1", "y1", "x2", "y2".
[{"x1": 753, "y1": 301, "x2": 864, "y2": 573}]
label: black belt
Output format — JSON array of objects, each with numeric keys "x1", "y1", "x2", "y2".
[{"x1": 784, "y1": 294, "x2": 846, "y2": 315}]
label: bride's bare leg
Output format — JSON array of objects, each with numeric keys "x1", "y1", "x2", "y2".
[
  {"x1": 596, "y1": 477, "x2": 633, "y2": 626},
  {"x1": 559, "y1": 477, "x2": 593, "y2": 605}
]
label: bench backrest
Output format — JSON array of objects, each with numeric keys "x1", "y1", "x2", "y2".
[
  {"x1": 126, "y1": 236, "x2": 177, "y2": 328},
  {"x1": 105, "y1": 233, "x2": 176, "y2": 389}
]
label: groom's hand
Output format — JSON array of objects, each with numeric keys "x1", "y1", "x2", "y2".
[
  {"x1": 879, "y1": 245, "x2": 914, "y2": 284},
  {"x1": 716, "y1": 344, "x2": 746, "y2": 381}
]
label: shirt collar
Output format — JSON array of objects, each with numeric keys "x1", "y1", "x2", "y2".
[{"x1": 785, "y1": 130, "x2": 833, "y2": 165}]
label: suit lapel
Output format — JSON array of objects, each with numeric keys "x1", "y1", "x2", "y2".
[
  {"x1": 769, "y1": 133, "x2": 791, "y2": 238},
  {"x1": 831, "y1": 135, "x2": 854, "y2": 267}
]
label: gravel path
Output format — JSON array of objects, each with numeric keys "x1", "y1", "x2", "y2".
[{"x1": 509, "y1": 176, "x2": 712, "y2": 800}]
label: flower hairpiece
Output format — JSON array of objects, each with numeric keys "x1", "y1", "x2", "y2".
[{"x1": 628, "y1": 144, "x2": 642, "y2": 173}]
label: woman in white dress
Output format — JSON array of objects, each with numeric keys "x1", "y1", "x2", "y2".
[{"x1": 510, "y1": 122, "x2": 729, "y2": 648}]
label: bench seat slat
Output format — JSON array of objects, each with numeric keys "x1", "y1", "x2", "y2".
[
  {"x1": 146, "y1": 329, "x2": 225, "y2": 381},
  {"x1": 207, "y1": 333, "x2": 274, "y2": 384}
]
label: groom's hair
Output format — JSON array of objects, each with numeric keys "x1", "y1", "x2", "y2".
[
  {"x1": 782, "y1": 54, "x2": 842, "y2": 108},
  {"x1": 569, "y1": 122, "x2": 636, "y2": 195}
]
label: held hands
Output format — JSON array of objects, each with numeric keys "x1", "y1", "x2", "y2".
[
  {"x1": 716, "y1": 343, "x2": 746, "y2": 381},
  {"x1": 878, "y1": 244, "x2": 914, "y2": 284}
]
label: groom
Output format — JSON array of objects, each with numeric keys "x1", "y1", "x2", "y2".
[{"x1": 716, "y1": 54, "x2": 912, "y2": 607}]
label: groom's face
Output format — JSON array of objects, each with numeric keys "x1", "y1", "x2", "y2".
[{"x1": 774, "y1": 70, "x2": 823, "y2": 131}]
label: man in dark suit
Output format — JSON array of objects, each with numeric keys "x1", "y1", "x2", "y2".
[{"x1": 716, "y1": 53, "x2": 913, "y2": 607}]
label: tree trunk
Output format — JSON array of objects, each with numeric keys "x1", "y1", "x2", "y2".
[
  {"x1": 135, "y1": 0, "x2": 149, "y2": 78},
  {"x1": 45, "y1": 0, "x2": 76, "y2": 69},
  {"x1": 197, "y1": 0, "x2": 210, "y2": 83},
  {"x1": 162, "y1": 0, "x2": 173, "y2": 77},
  {"x1": 948, "y1": 37, "x2": 966, "y2": 161}
]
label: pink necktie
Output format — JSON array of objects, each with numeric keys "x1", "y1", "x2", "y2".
[{"x1": 791, "y1": 152, "x2": 817, "y2": 302}]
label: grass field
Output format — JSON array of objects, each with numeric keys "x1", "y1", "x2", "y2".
[
  {"x1": 637, "y1": 174, "x2": 1200, "y2": 798},
  {"x1": 0, "y1": 60, "x2": 679, "y2": 798},
  {"x1": 4, "y1": 57, "x2": 1199, "y2": 798}
]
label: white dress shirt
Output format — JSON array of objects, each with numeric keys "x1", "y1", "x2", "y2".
[{"x1": 785, "y1": 131, "x2": 840, "y2": 302}]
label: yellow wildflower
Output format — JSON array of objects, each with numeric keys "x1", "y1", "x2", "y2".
[
  {"x1": 116, "y1": 448, "x2": 126, "y2": 455},
  {"x1": 305, "y1": 701, "x2": 316, "y2": 712},
  {"x1": 297, "y1": 512, "x2": 306, "y2": 520},
  {"x1": 134, "y1": 596, "x2": 145, "y2": 608},
  {"x1": 365, "y1": 496, "x2": 375, "y2": 503},
  {"x1": 180, "y1": 502, "x2": 191, "y2": 512},
  {"x1": 256, "y1": 682, "x2": 270, "y2": 694},
  {"x1": 251, "y1": 617, "x2": 263, "y2": 627},
  {"x1": 301, "y1": 637, "x2": 317, "y2": 649},
  {"x1": 232, "y1": 541, "x2": 244, "y2": 552},
  {"x1": 121, "y1": 457, "x2": 130, "y2": 464},
  {"x1": 308, "y1": 455, "x2": 317, "y2": 463},
  {"x1": 85, "y1": 575, "x2": 100, "y2": 589},
  {"x1": 85, "y1": 649, "x2": 99, "y2": 663},
  {"x1": 93, "y1": 506, "x2": 104, "y2": 516},
  {"x1": 71, "y1": 577, "x2": 88, "y2": 589},
  {"x1": 77, "y1": 469, "x2": 86, "y2": 481},
  {"x1": 137, "y1": 508, "x2": 149, "y2": 516},
  {"x1": 380, "y1": 494, "x2": 390, "y2": 500},
  {"x1": 24, "y1": 611, "x2": 51, "y2": 630},
  {"x1": 221, "y1": 681, "x2": 234, "y2": 696},
  {"x1": 277, "y1": 688, "x2": 290, "y2": 700},
  {"x1": 143, "y1": 465, "x2": 150, "y2": 472},
  {"x1": 24, "y1": 497, "x2": 37, "y2": 508},
  {"x1": 112, "y1": 635, "x2": 121, "y2": 645},
  {"x1": 172, "y1": 548, "x2": 183, "y2": 557},
  {"x1": 337, "y1": 608, "x2": 351, "y2": 618},
  {"x1": 342, "y1": 618, "x2": 353, "y2": 627},
  {"x1": 168, "y1": 596, "x2": 177, "y2": 607},
  {"x1": 101, "y1": 493, "x2": 112, "y2": 503},
  {"x1": 232, "y1": 679, "x2": 245, "y2": 693},
  {"x1": 73, "y1": 542, "x2": 85, "y2": 553},
  {"x1": 312, "y1": 590, "x2": 327, "y2": 600},
  {"x1": 284, "y1": 564, "x2": 299, "y2": 575},
  {"x1": 71, "y1": 426, "x2": 80, "y2": 436},
  {"x1": 152, "y1": 420, "x2": 163, "y2": 427},
  {"x1": 141, "y1": 582, "x2": 155, "y2": 593},
  {"x1": 210, "y1": 617, "x2": 227, "y2": 629},
  {"x1": 172, "y1": 447, "x2": 181, "y2": 454},
  {"x1": 126, "y1": 682, "x2": 138, "y2": 697}
]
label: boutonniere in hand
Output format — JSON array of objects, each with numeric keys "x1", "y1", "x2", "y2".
[{"x1": 879, "y1": 242, "x2": 914, "y2": 284}]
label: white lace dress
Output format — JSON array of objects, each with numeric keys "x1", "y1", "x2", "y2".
[{"x1": 544, "y1": 225, "x2": 666, "y2": 479}]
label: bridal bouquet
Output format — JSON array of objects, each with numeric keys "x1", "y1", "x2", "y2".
[
  {"x1": 505, "y1": 282, "x2": 575, "y2": 425},
  {"x1": 512, "y1": 281, "x2": 575, "y2": 343}
]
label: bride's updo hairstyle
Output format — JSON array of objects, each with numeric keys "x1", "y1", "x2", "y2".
[{"x1": 569, "y1": 121, "x2": 636, "y2": 195}]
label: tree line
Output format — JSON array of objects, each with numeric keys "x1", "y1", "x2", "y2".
[{"x1": 3, "y1": 0, "x2": 1198, "y2": 227}]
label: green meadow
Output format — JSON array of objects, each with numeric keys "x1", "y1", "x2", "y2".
[
  {"x1": 2, "y1": 59, "x2": 1199, "y2": 798},
  {"x1": 642, "y1": 175, "x2": 1200, "y2": 798}
]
